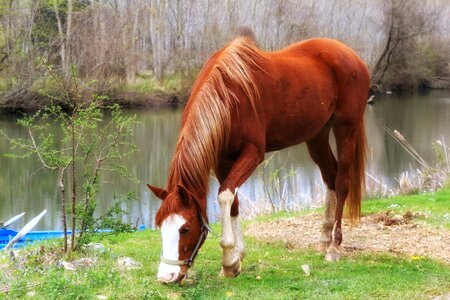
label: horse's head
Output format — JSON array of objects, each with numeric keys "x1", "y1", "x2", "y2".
[{"x1": 148, "y1": 184, "x2": 211, "y2": 284}]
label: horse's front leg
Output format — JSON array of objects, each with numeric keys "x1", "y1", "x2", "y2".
[
  {"x1": 218, "y1": 189, "x2": 241, "y2": 277},
  {"x1": 218, "y1": 144, "x2": 262, "y2": 277}
]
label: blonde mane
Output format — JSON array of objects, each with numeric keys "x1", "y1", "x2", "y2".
[{"x1": 166, "y1": 37, "x2": 262, "y2": 196}]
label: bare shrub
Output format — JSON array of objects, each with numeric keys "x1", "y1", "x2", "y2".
[
  {"x1": 372, "y1": 0, "x2": 442, "y2": 91},
  {"x1": 69, "y1": 6, "x2": 129, "y2": 93}
]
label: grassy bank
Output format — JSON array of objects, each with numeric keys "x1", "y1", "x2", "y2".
[
  {"x1": 1, "y1": 190, "x2": 449, "y2": 299},
  {"x1": 0, "y1": 73, "x2": 194, "y2": 112}
]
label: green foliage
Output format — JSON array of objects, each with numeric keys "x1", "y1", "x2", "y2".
[
  {"x1": 119, "y1": 70, "x2": 198, "y2": 95},
  {"x1": 1, "y1": 63, "x2": 140, "y2": 252},
  {"x1": 76, "y1": 192, "x2": 137, "y2": 246}
]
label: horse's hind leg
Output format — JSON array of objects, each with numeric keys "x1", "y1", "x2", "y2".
[
  {"x1": 326, "y1": 121, "x2": 362, "y2": 261},
  {"x1": 306, "y1": 125, "x2": 338, "y2": 251}
]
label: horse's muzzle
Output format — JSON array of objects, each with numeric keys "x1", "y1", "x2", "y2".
[{"x1": 157, "y1": 272, "x2": 186, "y2": 284}]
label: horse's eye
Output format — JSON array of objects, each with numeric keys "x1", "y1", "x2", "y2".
[{"x1": 180, "y1": 227, "x2": 190, "y2": 234}]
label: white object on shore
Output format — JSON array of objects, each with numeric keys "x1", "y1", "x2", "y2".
[
  {"x1": 117, "y1": 257, "x2": 142, "y2": 270},
  {"x1": 4, "y1": 212, "x2": 26, "y2": 227},
  {"x1": 58, "y1": 261, "x2": 77, "y2": 271},
  {"x1": 82, "y1": 242, "x2": 107, "y2": 254},
  {"x1": 3, "y1": 209, "x2": 47, "y2": 251},
  {"x1": 301, "y1": 264, "x2": 311, "y2": 276}
]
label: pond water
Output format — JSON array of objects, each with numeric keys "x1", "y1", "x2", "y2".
[{"x1": 1, "y1": 90, "x2": 449, "y2": 230}]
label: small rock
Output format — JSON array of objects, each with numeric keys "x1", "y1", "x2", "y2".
[
  {"x1": 256, "y1": 275, "x2": 261, "y2": 280},
  {"x1": 117, "y1": 257, "x2": 142, "y2": 270},
  {"x1": 83, "y1": 243, "x2": 107, "y2": 254},
  {"x1": 73, "y1": 257, "x2": 98, "y2": 268},
  {"x1": 58, "y1": 261, "x2": 76, "y2": 271},
  {"x1": 96, "y1": 295, "x2": 108, "y2": 300},
  {"x1": 26, "y1": 291, "x2": 35, "y2": 297},
  {"x1": 301, "y1": 264, "x2": 310, "y2": 276}
]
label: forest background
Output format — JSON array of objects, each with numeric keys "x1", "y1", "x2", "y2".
[{"x1": 1, "y1": 0, "x2": 449, "y2": 110}]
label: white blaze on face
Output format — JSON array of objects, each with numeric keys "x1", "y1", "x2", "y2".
[{"x1": 157, "y1": 214, "x2": 186, "y2": 283}]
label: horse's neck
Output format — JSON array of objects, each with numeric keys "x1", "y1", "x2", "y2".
[
  {"x1": 167, "y1": 149, "x2": 210, "y2": 214},
  {"x1": 194, "y1": 195, "x2": 208, "y2": 220}
]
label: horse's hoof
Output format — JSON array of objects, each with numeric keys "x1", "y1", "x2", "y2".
[
  {"x1": 318, "y1": 241, "x2": 331, "y2": 252},
  {"x1": 325, "y1": 252, "x2": 341, "y2": 262},
  {"x1": 222, "y1": 261, "x2": 241, "y2": 278}
]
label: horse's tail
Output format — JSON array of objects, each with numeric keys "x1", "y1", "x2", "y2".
[{"x1": 347, "y1": 118, "x2": 366, "y2": 223}]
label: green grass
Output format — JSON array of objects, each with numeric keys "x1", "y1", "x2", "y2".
[
  {"x1": 1, "y1": 190, "x2": 449, "y2": 299},
  {"x1": 3, "y1": 230, "x2": 448, "y2": 300},
  {"x1": 119, "y1": 71, "x2": 196, "y2": 95}
]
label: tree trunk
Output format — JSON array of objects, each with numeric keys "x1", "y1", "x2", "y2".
[
  {"x1": 70, "y1": 109, "x2": 77, "y2": 250},
  {"x1": 53, "y1": 0, "x2": 66, "y2": 76},
  {"x1": 65, "y1": 0, "x2": 73, "y2": 80},
  {"x1": 58, "y1": 167, "x2": 68, "y2": 252}
]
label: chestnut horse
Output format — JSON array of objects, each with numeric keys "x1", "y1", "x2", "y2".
[{"x1": 148, "y1": 36, "x2": 369, "y2": 283}]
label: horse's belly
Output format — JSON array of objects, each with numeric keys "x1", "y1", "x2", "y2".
[
  {"x1": 265, "y1": 123, "x2": 318, "y2": 152},
  {"x1": 261, "y1": 57, "x2": 336, "y2": 152},
  {"x1": 264, "y1": 102, "x2": 333, "y2": 152}
]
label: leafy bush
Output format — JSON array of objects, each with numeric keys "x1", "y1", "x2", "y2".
[{"x1": 1, "y1": 64, "x2": 139, "y2": 252}]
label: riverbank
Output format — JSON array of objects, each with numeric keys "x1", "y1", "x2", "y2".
[
  {"x1": 0, "y1": 72, "x2": 194, "y2": 113},
  {"x1": 1, "y1": 189, "x2": 449, "y2": 299},
  {"x1": 0, "y1": 90, "x2": 187, "y2": 113}
]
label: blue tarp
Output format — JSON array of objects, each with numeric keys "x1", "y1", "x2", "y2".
[{"x1": 0, "y1": 225, "x2": 145, "y2": 250}]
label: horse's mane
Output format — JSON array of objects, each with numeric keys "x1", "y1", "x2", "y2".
[{"x1": 155, "y1": 37, "x2": 262, "y2": 225}]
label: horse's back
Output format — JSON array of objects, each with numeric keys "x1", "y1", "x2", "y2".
[
  {"x1": 258, "y1": 39, "x2": 369, "y2": 151},
  {"x1": 280, "y1": 38, "x2": 370, "y2": 100},
  {"x1": 279, "y1": 38, "x2": 367, "y2": 71},
  {"x1": 273, "y1": 38, "x2": 369, "y2": 118}
]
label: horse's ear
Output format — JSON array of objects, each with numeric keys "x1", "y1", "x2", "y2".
[
  {"x1": 176, "y1": 184, "x2": 194, "y2": 207},
  {"x1": 147, "y1": 184, "x2": 168, "y2": 200}
]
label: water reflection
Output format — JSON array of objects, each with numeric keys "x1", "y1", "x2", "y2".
[{"x1": 1, "y1": 91, "x2": 449, "y2": 230}]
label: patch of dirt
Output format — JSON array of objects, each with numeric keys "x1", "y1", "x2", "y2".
[{"x1": 245, "y1": 211, "x2": 450, "y2": 263}]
